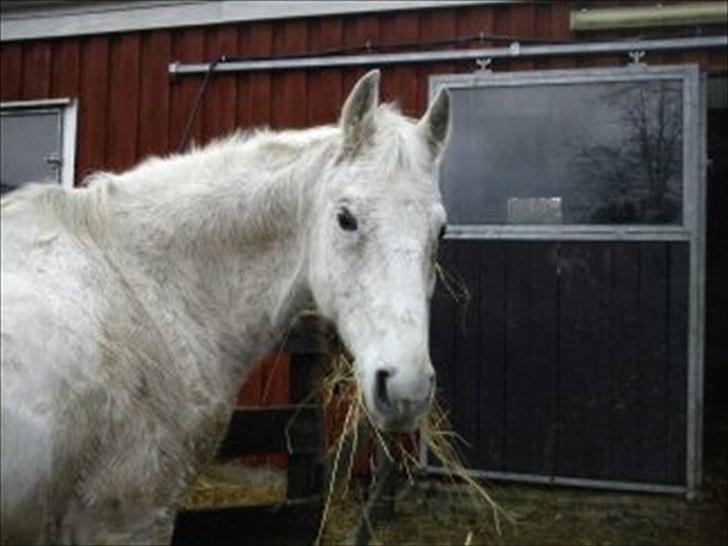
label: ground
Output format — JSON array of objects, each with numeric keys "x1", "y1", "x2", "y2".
[
  {"x1": 185, "y1": 459, "x2": 727, "y2": 545},
  {"x1": 321, "y1": 470, "x2": 727, "y2": 545}
]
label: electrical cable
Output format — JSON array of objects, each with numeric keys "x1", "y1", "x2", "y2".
[
  {"x1": 175, "y1": 32, "x2": 566, "y2": 150},
  {"x1": 177, "y1": 54, "x2": 227, "y2": 152}
]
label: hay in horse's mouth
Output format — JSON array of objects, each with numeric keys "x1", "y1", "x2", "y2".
[{"x1": 315, "y1": 339, "x2": 512, "y2": 545}]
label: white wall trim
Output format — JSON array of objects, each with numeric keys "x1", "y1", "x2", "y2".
[
  {"x1": 0, "y1": 0, "x2": 518, "y2": 42},
  {"x1": 61, "y1": 99, "x2": 78, "y2": 189},
  {"x1": 0, "y1": 98, "x2": 72, "y2": 109}
]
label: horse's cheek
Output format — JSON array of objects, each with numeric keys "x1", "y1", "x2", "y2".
[{"x1": 308, "y1": 264, "x2": 334, "y2": 318}]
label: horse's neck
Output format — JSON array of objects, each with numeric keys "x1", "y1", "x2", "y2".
[{"x1": 105, "y1": 133, "x2": 335, "y2": 381}]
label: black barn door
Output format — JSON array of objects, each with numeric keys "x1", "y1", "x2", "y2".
[
  {"x1": 427, "y1": 64, "x2": 703, "y2": 491},
  {"x1": 430, "y1": 239, "x2": 689, "y2": 486}
]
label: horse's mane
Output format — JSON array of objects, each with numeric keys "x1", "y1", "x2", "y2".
[
  {"x1": 1, "y1": 175, "x2": 115, "y2": 245},
  {"x1": 1, "y1": 103, "x2": 428, "y2": 245},
  {"x1": 121, "y1": 102, "x2": 424, "y2": 181}
]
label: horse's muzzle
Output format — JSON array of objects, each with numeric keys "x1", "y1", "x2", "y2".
[{"x1": 369, "y1": 366, "x2": 435, "y2": 432}]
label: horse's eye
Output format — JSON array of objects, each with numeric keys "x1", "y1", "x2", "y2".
[
  {"x1": 337, "y1": 207, "x2": 358, "y2": 231},
  {"x1": 438, "y1": 225, "x2": 447, "y2": 240}
]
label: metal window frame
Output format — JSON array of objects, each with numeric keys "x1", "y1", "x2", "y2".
[
  {"x1": 0, "y1": 98, "x2": 78, "y2": 189},
  {"x1": 422, "y1": 64, "x2": 707, "y2": 498}
]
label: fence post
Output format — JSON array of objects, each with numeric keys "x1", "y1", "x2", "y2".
[
  {"x1": 353, "y1": 440, "x2": 398, "y2": 546},
  {"x1": 285, "y1": 314, "x2": 328, "y2": 500}
]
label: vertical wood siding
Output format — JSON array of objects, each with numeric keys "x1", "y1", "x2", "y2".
[
  {"x1": 21, "y1": 40, "x2": 52, "y2": 99},
  {"x1": 77, "y1": 36, "x2": 110, "y2": 180},
  {"x1": 2, "y1": 2, "x2": 724, "y2": 180},
  {"x1": 433, "y1": 240, "x2": 689, "y2": 485},
  {"x1": 139, "y1": 30, "x2": 172, "y2": 157}
]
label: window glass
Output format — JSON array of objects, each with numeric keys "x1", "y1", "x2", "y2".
[
  {"x1": 441, "y1": 79, "x2": 684, "y2": 225},
  {"x1": 1, "y1": 109, "x2": 62, "y2": 194}
]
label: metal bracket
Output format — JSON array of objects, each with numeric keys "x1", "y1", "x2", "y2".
[
  {"x1": 627, "y1": 50, "x2": 647, "y2": 68},
  {"x1": 474, "y1": 58, "x2": 493, "y2": 73},
  {"x1": 169, "y1": 60, "x2": 181, "y2": 82}
]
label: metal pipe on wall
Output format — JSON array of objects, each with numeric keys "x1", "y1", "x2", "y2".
[
  {"x1": 571, "y1": 1, "x2": 728, "y2": 32},
  {"x1": 169, "y1": 35, "x2": 728, "y2": 76}
]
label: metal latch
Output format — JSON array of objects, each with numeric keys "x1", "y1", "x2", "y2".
[
  {"x1": 45, "y1": 153, "x2": 62, "y2": 166},
  {"x1": 45, "y1": 152, "x2": 62, "y2": 182}
]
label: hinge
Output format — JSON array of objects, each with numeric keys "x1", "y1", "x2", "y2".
[{"x1": 627, "y1": 50, "x2": 647, "y2": 68}]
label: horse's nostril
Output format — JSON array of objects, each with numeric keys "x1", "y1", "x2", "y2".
[{"x1": 375, "y1": 368, "x2": 393, "y2": 406}]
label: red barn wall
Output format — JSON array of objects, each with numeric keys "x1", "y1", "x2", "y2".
[
  {"x1": 1, "y1": 2, "x2": 725, "y2": 429},
  {"x1": 2, "y1": 2, "x2": 725, "y2": 183}
]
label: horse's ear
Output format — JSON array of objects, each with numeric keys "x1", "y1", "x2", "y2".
[
  {"x1": 340, "y1": 69, "x2": 380, "y2": 155},
  {"x1": 418, "y1": 88, "x2": 451, "y2": 160}
]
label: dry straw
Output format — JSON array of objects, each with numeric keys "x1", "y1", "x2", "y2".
[{"x1": 313, "y1": 264, "x2": 513, "y2": 545}]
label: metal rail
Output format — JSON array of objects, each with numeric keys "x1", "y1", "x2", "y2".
[
  {"x1": 169, "y1": 35, "x2": 727, "y2": 76},
  {"x1": 571, "y1": 1, "x2": 728, "y2": 31},
  {"x1": 424, "y1": 465, "x2": 688, "y2": 495}
]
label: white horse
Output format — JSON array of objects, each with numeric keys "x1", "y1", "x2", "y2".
[{"x1": 0, "y1": 70, "x2": 450, "y2": 544}]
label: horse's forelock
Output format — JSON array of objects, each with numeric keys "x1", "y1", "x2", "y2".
[{"x1": 363, "y1": 104, "x2": 435, "y2": 186}]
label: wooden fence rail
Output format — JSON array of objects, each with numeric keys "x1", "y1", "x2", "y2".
[{"x1": 172, "y1": 314, "x2": 329, "y2": 546}]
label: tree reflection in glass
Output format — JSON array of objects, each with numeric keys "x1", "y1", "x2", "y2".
[
  {"x1": 439, "y1": 78, "x2": 684, "y2": 226},
  {"x1": 568, "y1": 80, "x2": 683, "y2": 224}
]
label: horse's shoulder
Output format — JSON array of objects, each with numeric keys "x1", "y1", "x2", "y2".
[{"x1": 1, "y1": 190, "x2": 117, "y2": 387}]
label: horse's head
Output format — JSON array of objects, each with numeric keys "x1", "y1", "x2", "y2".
[{"x1": 308, "y1": 70, "x2": 450, "y2": 432}]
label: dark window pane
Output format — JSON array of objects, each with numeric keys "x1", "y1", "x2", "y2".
[
  {"x1": 1, "y1": 110, "x2": 62, "y2": 189},
  {"x1": 441, "y1": 79, "x2": 684, "y2": 225}
]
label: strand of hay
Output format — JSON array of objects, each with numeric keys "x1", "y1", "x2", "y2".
[
  {"x1": 314, "y1": 350, "x2": 513, "y2": 545},
  {"x1": 434, "y1": 262, "x2": 470, "y2": 307},
  {"x1": 183, "y1": 474, "x2": 285, "y2": 509},
  {"x1": 418, "y1": 399, "x2": 513, "y2": 535},
  {"x1": 315, "y1": 392, "x2": 358, "y2": 544},
  {"x1": 311, "y1": 263, "x2": 513, "y2": 544},
  {"x1": 274, "y1": 264, "x2": 509, "y2": 544}
]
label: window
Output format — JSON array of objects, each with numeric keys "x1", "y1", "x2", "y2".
[
  {"x1": 438, "y1": 77, "x2": 685, "y2": 226},
  {"x1": 1, "y1": 99, "x2": 77, "y2": 194}
]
